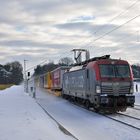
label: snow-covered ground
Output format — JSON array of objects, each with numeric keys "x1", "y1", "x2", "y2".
[
  {"x1": 0, "y1": 82, "x2": 140, "y2": 140},
  {"x1": 0, "y1": 86, "x2": 74, "y2": 140},
  {"x1": 34, "y1": 86, "x2": 140, "y2": 140}
]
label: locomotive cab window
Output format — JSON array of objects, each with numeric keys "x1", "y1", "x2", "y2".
[
  {"x1": 115, "y1": 65, "x2": 130, "y2": 78},
  {"x1": 99, "y1": 65, "x2": 115, "y2": 78},
  {"x1": 99, "y1": 64, "x2": 130, "y2": 78}
]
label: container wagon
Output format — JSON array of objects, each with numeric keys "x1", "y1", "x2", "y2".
[
  {"x1": 51, "y1": 66, "x2": 70, "y2": 91},
  {"x1": 46, "y1": 72, "x2": 52, "y2": 89}
]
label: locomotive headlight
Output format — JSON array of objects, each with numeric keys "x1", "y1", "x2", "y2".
[
  {"x1": 96, "y1": 86, "x2": 101, "y2": 94},
  {"x1": 130, "y1": 85, "x2": 134, "y2": 94}
]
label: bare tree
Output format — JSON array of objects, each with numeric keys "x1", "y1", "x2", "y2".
[{"x1": 59, "y1": 57, "x2": 74, "y2": 66}]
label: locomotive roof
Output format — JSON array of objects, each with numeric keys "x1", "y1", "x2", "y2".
[
  {"x1": 72, "y1": 55, "x2": 110, "y2": 66},
  {"x1": 51, "y1": 66, "x2": 70, "y2": 72},
  {"x1": 71, "y1": 55, "x2": 129, "y2": 68}
]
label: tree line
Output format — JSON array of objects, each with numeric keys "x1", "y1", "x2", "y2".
[
  {"x1": 131, "y1": 64, "x2": 140, "y2": 78},
  {"x1": 0, "y1": 61, "x2": 23, "y2": 85},
  {"x1": 34, "y1": 57, "x2": 74, "y2": 75}
]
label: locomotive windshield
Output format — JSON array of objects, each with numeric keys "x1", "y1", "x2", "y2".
[{"x1": 99, "y1": 64, "x2": 130, "y2": 78}]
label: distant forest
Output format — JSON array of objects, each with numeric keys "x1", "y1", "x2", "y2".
[
  {"x1": 0, "y1": 61, "x2": 23, "y2": 85},
  {"x1": 34, "y1": 57, "x2": 73, "y2": 75},
  {"x1": 131, "y1": 64, "x2": 140, "y2": 78}
]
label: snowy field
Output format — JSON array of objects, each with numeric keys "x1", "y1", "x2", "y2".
[
  {"x1": 0, "y1": 86, "x2": 74, "y2": 140},
  {"x1": 0, "y1": 82, "x2": 140, "y2": 140}
]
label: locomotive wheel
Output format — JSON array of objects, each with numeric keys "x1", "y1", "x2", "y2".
[
  {"x1": 85, "y1": 100, "x2": 90, "y2": 109},
  {"x1": 94, "y1": 107, "x2": 99, "y2": 112}
]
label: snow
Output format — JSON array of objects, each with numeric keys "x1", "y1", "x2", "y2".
[
  {"x1": 1, "y1": 82, "x2": 140, "y2": 140},
  {"x1": 0, "y1": 86, "x2": 74, "y2": 140},
  {"x1": 35, "y1": 87, "x2": 140, "y2": 140},
  {"x1": 69, "y1": 65, "x2": 83, "y2": 71}
]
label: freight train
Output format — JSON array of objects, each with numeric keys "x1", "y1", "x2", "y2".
[{"x1": 32, "y1": 55, "x2": 135, "y2": 113}]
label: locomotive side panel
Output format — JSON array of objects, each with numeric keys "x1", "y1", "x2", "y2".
[
  {"x1": 86, "y1": 68, "x2": 97, "y2": 103},
  {"x1": 63, "y1": 67, "x2": 99, "y2": 103},
  {"x1": 63, "y1": 69, "x2": 87, "y2": 99}
]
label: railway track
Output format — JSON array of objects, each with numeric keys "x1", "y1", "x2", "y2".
[
  {"x1": 117, "y1": 112, "x2": 140, "y2": 121},
  {"x1": 102, "y1": 107, "x2": 140, "y2": 131},
  {"x1": 133, "y1": 104, "x2": 140, "y2": 110},
  {"x1": 127, "y1": 105, "x2": 140, "y2": 111},
  {"x1": 36, "y1": 101, "x2": 79, "y2": 140},
  {"x1": 119, "y1": 106, "x2": 140, "y2": 120},
  {"x1": 105, "y1": 113, "x2": 140, "y2": 131},
  {"x1": 135, "y1": 104, "x2": 140, "y2": 107},
  {"x1": 69, "y1": 101, "x2": 140, "y2": 131},
  {"x1": 36, "y1": 94, "x2": 140, "y2": 134},
  {"x1": 132, "y1": 107, "x2": 140, "y2": 111}
]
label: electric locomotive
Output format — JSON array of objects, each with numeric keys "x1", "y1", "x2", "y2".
[{"x1": 62, "y1": 55, "x2": 135, "y2": 112}]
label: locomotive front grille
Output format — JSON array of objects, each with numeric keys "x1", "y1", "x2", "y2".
[
  {"x1": 119, "y1": 86, "x2": 130, "y2": 94},
  {"x1": 101, "y1": 82, "x2": 130, "y2": 95},
  {"x1": 101, "y1": 86, "x2": 113, "y2": 94}
]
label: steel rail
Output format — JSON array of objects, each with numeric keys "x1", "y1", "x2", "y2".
[
  {"x1": 36, "y1": 100, "x2": 79, "y2": 140},
  {"x1": 68, "y1": 100, "x2": 140, "y2": 131},
  {"x1": 117, "y1": 112, "x2": 140, "y2": 121},
  {"x1": 104, "y1": 114, "x2": 140, "y2": 131},
  {"x1": 135, "y1": 104, "x2": 140, "y2": 107},
  {"x1": 131, "y1": 106, "x2": 140, "y2": 111},
  {"x1": 36, "y1": 90, "x2": 140, "y2": 132}
]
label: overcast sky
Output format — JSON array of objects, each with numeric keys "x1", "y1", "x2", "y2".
[{"x1": 0, "y1": 0, "x2": 140, "y2": 70}]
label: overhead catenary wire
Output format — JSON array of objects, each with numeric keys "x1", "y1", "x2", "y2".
[
  {"x1": 61, "y1": 0, "x2": 140, "y2": 52},
  {"x1": 94, "y1": 0, "x2": 140, "y2": 34},
  {"x1": 86, "y1": 14, "x2": 140, "y2": 47},
  {"x1": 26, "y1": 59, "x2": 48, "y2": 72},
  {"x1": 26, "y1": 14, "x2": 140, "y2": 72},
  {"x1": 26, "y1": 9, "x2": 140, "y2": 72},
  {"x1": 25, "y1": 54, "x2": 63, "y2": 72},
  {"x1": 28, "y1": 0, "x2": 140, "y2": 70},
  {"x1": 92, "y1": 37, "x2": 140, "y2": 54},
  {"x1": 27, "y1": 14, "x2": 140, "y2": 72},
  {"x1": 58, "y1": 0, "x2": 140, "y2": 59},
  {"x1": 57, "y1": 15, "x2": 140, "y2": 61}
]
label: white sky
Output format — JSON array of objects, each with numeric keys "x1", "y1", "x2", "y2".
[{"x1": 0, "y1": 0, "x2": 140, "y2": 70}]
